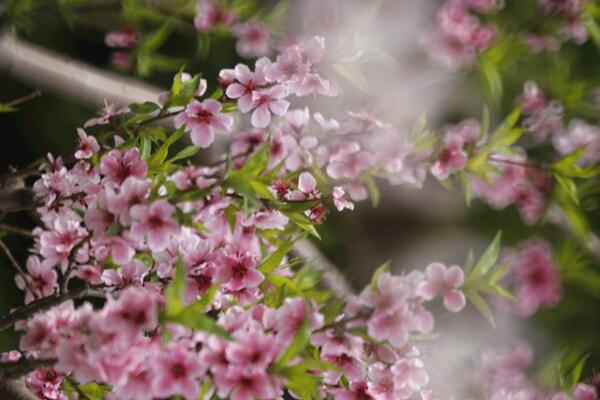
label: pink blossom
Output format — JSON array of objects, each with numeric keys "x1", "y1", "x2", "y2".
[
  {"x1": 101, "y1": 259, "x2": 148, "y2": 287},
  {"x1": 105, "y1": 28, "x2": 137, "y2": 48},
  {"x1": 130, "y1": 200, "x2": 180, "y2": 251},
  {"x1": 573, "y1": 384, "x2": 598, "y2": 400},
  {"x1": 225, "y1": 60, "x2": 268, "y2": 112},
  {"x1": 84, "y1": 102, "x2": 129, "y2": 127},
  {"x1": 217, "y1": 249, "x2": 263, "y2": 291},
  {"x1": 504, "y1": 239, "x2": 562, "y2": 316},
  {"x1": 250, "y1": 85, "x2": 290, "y2": 128},
  {"x1": 113, "y1": 357, "x2": 155, "y2": 400},
  {"x1": 289, "y1": 72, "x2": 338, "y2": 97},
  {"x1": 39, "y1": 217, "x2": 86, "y2": 271},
  {"x1": 106, "y1": 176, "x2": 151, "y2": 225},
  {"x1": 74, "y1": 128, "x2": 100, "y2": 160},
  {"x1": 287, "y1": 172, "x2": 320, "y2": 201},
  {"x1": 334, "y1": 380, "x2": 375, "y2": 400},
  {"x1": 105, "y1": 287, "x2": 157, "y2": 339},
  {"x1": 523, "y1": 101, "x2": 564, "y2": 140},
  {"x1": 367, "y1": 362, "x2": 410, "y2": 400},
  {"x1": 431, "y1": 136, "x2": 468, "y2": 180},
  {"x1": 553, "y1": 120, "x2": 600, "y2": 166},
  {"x1": 26, "y1": 368, "x2": 66, "y2": 400},
  {"x1": 359, "y1": 272, "x2": 410, "y2": 315},
  {"x1": 226, "y1": 331, "x2": 276, "y2": 368},
  {"x1": 152, "y1": 344, "x2": 205, "y2": 400},
  {"x1": 194, "y1": 1, "x2": 236, "y2": 32},
  {"x1": 253, "y1": 208, "x2": 289, "y2": 230},
  {"x1": 234, "y1": 22, "x2": 271, "y2": 58},
  {"x1": 175, "y1": 99, "x2": 234, "y2": 148},
  {"x1": 322, "y1": 352, "x2": 365, "y2": 381},
  {"x1": 523, "y1": 34, "x2": 561, "y2": 53},
  {"x1": 100, "y1": 149, "x2": 148, "y2": 185},
  {"x1": 417, "y1": 262, "x2": 466, "y2": 313},
  {"x1": 15, "y1": 256, "x2": 58, "y2": 303},
  {"x1": 392, "y1": 358, "x2": 429, "y2": 392},
  {"x1": 517, "y1": 81, "x2": 548, "y2": 114},
  {"x1": 217, "y1": 366, "x2": 275, "y2": 400},
  {"x1": 327, "y1": 145, "x2": 372, "y2": 180},
  {"x1": 264, "y1": 45, "x2": 310, "y2": 84},
  {"x1": 428, "y1": 2, "x2": 497, "y2": 68},
  {"x1": 333, "y1": 186, "x2": 355, "y2": 211},
  {"x1": 367, "y1": 306, "x2": 412, "y2": 348}
]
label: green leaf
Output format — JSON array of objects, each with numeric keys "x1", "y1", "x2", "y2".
[
  {"x1": 140, "y1": 134, "x2": 152, "y2": 160},
  {"x1": 130, "y1": 101, "x2": 160, "y2": 114},
  {"x1": 165, "y1": 257, "x2": 186, "y2": 316},
  {"x1": 370, "y1": 260, "x2": 391, "y2": 291},
  {"x1": 258, "y1": 241, "x2": 294, "y2": 273},
  {"x1": 167, "y1": 73, "x2": 202, "y2": 108},
  {"x1": 465, "y1": 289, "x2": 496, "y2": 328},
  {"x1": 168, "y1": 146, "x2": 199, "y2": 163},
  {"x1": 471, "y1": 231, "x2": 502, "y2": 279},
  {"x1": 276, "y1": 318, "x2": 312, "y2": 367},
  {"x1": 169, "y1": 307, "x2": 231, "y2": 339},
  {"x1": 584, "y1": 15, "x2": 600, "y2": 49},
  {"x1": 266, "y1": 274, "x2": 302, "y2": 295},
  {"x1": 139, "y1": 20, "x2": 175, "y2": 52},
  {"x1": 555, "y1": 174, "x2": 579, "y2": 205},
  {"x1": 365, "y1": 175, "x2": 380, "y2": 208},
  {"x1": 0, "y1": 104, "x2": 17, "y2": 113},
  {"x1": 332, "y1": 63, "x2": 368, "y2": 93},
  {"x1": 239, "y1": 143, "x2": 270, "y2": 176},
  {"x1": 479, "y1": 61, "x2": 503, "y2": 104}
]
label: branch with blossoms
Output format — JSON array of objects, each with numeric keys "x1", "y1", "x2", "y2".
[
  {"x1": 1, "y1": 1, "x2": 600, "y2": 396},
  {"x1": 0, "y1": 34, "x2": 529, "y2": 400}
]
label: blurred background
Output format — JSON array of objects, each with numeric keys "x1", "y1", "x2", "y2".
[{"x1": 1, "y1": 0, "x2": 600, "y2": 395}]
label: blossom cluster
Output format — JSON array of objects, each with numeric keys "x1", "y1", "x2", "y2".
[
  {"x1": 496, "y1": 238, "x2": 562, "y2": 316},
  {"x1": 474, "y1": 340, "x2": 597, "y2": 400},
  {"x1": 427, "y1": 0, "x2": 501, "y2": 68}
]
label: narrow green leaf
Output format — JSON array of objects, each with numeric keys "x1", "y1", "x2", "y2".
[
  {"x1": 370, "y1": 260, "x2": 391, "y2": 291},
  {"x1": 465, "y1": 289, "x2": 496, "y2": 328},
  {"x1": 472, "y1": 231, "x2": 502, "y2": 278},
  {"x1": 168, "y1": 146, "x2": 199, "y2": 163},
  {"x1": 258, "y1": 241, "x2": 294, "y2": 273}
]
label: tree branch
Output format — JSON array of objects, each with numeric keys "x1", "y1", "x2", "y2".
[
  {"x1": 0, "y1": 31, "x2": 354, "y2": 297},
  {"x1": 0, "y1": 224, "x2": 34, "y2": 238},
  {"x1": 0, "y1": 378, "x2": 40, "y2": 400},
  {"x1": 0, "y1": 358, "x2": 57, "y2": 379},
  {"x1": 0, "y1": 286, "x2": 105, "y2": 331}
]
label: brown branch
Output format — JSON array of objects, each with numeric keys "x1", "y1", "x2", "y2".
[
  {"x1": 0, "y1": 286, "x2": 106, "y2": 331},
  {"x1": 0, "y1": 238, "x2": 38, "y2": 297},
  {"x1": 4, "y1": 90, "x2": 42, "y2": 108},
  {"x1": 0, "y1": 224, "x2": 34, "y2": 238},
  {"x1": 0, "y1": 378, "x2": 40, "y2": 400},
  {"x1": 0, "y1": 358, "x2": 57, "y2": 379}
]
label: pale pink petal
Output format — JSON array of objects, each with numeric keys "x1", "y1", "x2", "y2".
[{"x1": 443, "y1": 289, "x2": 466, "y2": 313}]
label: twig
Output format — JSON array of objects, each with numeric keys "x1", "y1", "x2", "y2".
[
  {"x1": 0, "y1": 224, "x2": 34, "y2": 238},
  {"x1": 0, "y1": 378, "x2": 40, "y2": 400},
  {"x1": 0, "y1": 238, "x2": 37, "y2": 297},
  {"x1": 0, "y1": 286, "x2": 106, "y2": 331},
  {"x1": 4, "y1": 90, "x2": 42, "y2": 108},
  {"x1": 0, "y1": 358, "x2": 56, "y2": 379}
]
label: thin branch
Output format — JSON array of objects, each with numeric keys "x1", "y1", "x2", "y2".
[
  {"x1": 0, "y1": 238, "x2": 37, "y2": 297},
  {"x1": 4, "y1": 90, "x2": 42, "y2": 108},
  {"x1": 0, "y1": 378, "x2": 40, "y2": 400},
  {"x1": 0, "y1": 358, "x2": 56, "y2": 379},
  {"x1": 0, "y1": 224, "x2": 34, "y2": 238},
  {"x1": 0, "y1": 286, "x2": 105, "y2": 331}
]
